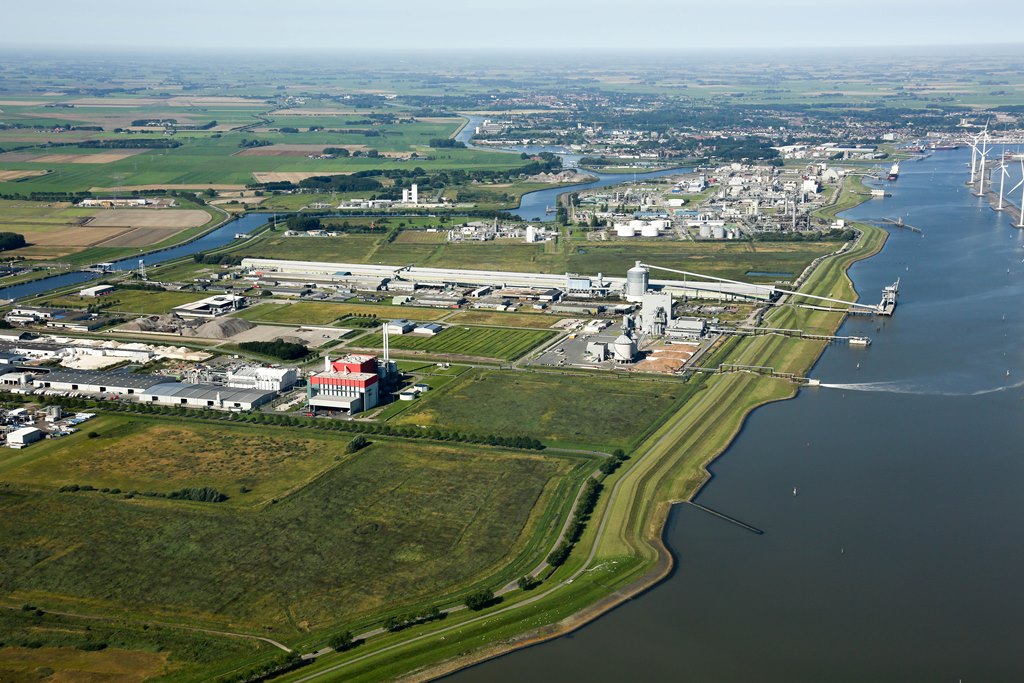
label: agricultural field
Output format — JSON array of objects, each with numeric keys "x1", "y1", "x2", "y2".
[
  {"x1": 445, "y1": 309, "x2": 568, "y2": 329},
  {"x1": 0, "y1": 107, "x2": 523, "y2": 195},
  {"x1": 236, "y1": 300, "x2": 448, "y2": 324},
  {"x1": 394, "y1": 370, "x2": 687, "y2": 450},
  {"x1": 0, "y1": 198, "x2": 217, "y2": 261},
  {"x1": 354, "y1": 326, "x2": 555, "y2": 360},
  {"x1": 0, "y1": 424, "x2": 583, "y2": 637}
]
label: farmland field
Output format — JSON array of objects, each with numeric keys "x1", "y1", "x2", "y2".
[
  {"x1": 0, "y1": 432, "x2": 580, "y2": 637},
  {"x1": 446, "y1": 309, "x2": 568, "y2": 329},
  {"x1": 0, "y1": 198, "x2": 217, "y2": 261},
  {"x1": 394, "y1": 370, "x2": 687, "y2": 450},
  {"x1": 236, "y1": 300, "x2": 449, "y2": 324},
  {"x1": 354, "y1": 326, "x2": 555, "y2": 360}
]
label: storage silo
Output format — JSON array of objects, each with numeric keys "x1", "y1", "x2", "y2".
[
  {"x1": 712, "y1": 225, "x2": 726, "y2": 239},
  {"x1": 640, "y1": 223, "x2": 660, "y2": 237},
  {"x1": 615, "y1": 223, "x2": 636, "y2": 238},
  {"x1": 612, "y1": 333, "x2": 637, "y2": 363},
  {"x1": 699, "y1": 224, "x2": 712, "y2": 238},
  {"x1": 625, "y1": 261, "x2": 648, "y2": 302}
]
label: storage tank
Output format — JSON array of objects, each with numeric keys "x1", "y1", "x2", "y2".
[
  {"x1": 615, "y1": 223, "x2": 636, "y2": 238},
  {"x1": 525, "y1": 225, "x2": 537, "y2": 243},
  {"x1": 625, "y1": 261, "x2": 648, "y2": 301},
  {"x1": 612, "y1": 333, "x2": 637, "y2": 363},
  {"x1": 640, "y1": 223, "x2": 660, "y2": 237},
  {"x1": 698, "y1": 224, "x2": 712, "y2": 238},
  {"x1": 629, "y1": 219, "x2": 645, "y2": 229},
  {"x1": 712, "y1": 225, "x2": 726, "y2": 239}
]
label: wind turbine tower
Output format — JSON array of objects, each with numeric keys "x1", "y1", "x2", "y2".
[
  {"x1": 1010, "y1": 159, "x2": 1024, "y2": 228},
  {"x1": 997, "y1": 159, "x2": 1010, "y2": 210}
]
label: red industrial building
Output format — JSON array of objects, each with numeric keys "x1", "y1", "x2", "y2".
[{"x1": 307, "y1": 354, "x2": 381, "y2": 414}]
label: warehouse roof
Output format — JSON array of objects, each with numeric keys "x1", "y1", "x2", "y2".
[
  {"x1": 39, "y1": 370, "x2": 173, "y2": 390},
  {"x1": 141, "y1": 382, "x2": 275, "y2": 404}
]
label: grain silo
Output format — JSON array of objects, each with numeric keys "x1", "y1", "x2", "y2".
[{"x1": 624, "y1": 261, "x2": 649, "y2": 302}]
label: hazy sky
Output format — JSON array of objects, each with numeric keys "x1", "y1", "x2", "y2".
[{"x1": 7, "y1": 0, "x2": 1024, "y2": 51}]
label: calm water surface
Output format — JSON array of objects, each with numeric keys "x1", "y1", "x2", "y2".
[{"x1": 448, "y1": 150, "x2": 1024, "y2": 682}]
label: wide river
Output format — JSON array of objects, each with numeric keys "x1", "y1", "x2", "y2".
[{"x1": 448, "y1": 150, "x2": 1024, "y2": 681}]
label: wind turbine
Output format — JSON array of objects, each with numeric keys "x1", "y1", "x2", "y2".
[
  {"x1": 969, "y1": 132, "x2": 981, "y2": 184},
  {"x1": 1010, "y1": 159, "x2": 1024, "y2": 228},
  {"x1": 977, "y1": 127, "x2": 991, "y2": 196},
  {"x1": 997, "y1": 159, "x2": 1010, "y2": 210}
]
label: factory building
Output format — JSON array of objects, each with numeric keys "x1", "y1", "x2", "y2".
[
  {"x1": 565, "y1": 273, "x2": 611, "y2": 299},
  {"x1": 666, "y1": 317, "x2": 708, "y2": 340},
  {"x1": 6, "y1": 427, "x2": 44, "y2": 449},
  {"x1": 307, "y1": 353, "x2": 389, "y2": 415},
  {"x1": 33, "y1": 370, "x2": 173, "y2": 396},
  {"x1": 640, "y1": 292, "x2": 673, "y2": 335},
  {"x1": 172, "y1": 294, "x2": 245, "y2": 318},
  {"x1": 140, "y1": 383, "x2": 276, "y2": 411},
  {"x1": 225, "y1": 366, "x2": 297, "y2": 392},
  {"x1": 79, "y1": 285, "x2": 115, "y2": 297}
]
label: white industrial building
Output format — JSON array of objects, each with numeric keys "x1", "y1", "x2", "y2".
[
  {"x1": 225, "y1": 366, "x2": 297, "y2": 392},
  {"x1": 666, "y1": 317, "x2": 707, "y2": 339},
  {"x1": 140, "y1": 383, "x2": 276, "y2": 411},
  {"x1": 172, "y1": 294, "x2": 245, "y2": 318},
  {"x1": 79, "y1": 284, "x2": 115, "y2": 297},
  {"x1": 33, "y1": 370, "x2": 173, "y2": 396},
  {"x1": 241, "y1": 258, "x2": 775, "y2": 303},
  {"x1": 640, "y1": 293, "x2": 673, "y2": 335},
  {"x1": 385, "y1": 319, "x2": 416, "y2": 335},
  {"x1": 6, "y1": 426, "x2": 44, "y2": 449}
]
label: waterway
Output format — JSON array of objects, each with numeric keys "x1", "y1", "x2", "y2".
[
  {"x1": 447, "y1": 150, "x2": 1024, "y2": 681},
  {"x1": 0, "y1": 212, "x2": 269, "y2": 300},
  {"x1": 456, "y1": 114, "x2": 691, "y2": 222}
]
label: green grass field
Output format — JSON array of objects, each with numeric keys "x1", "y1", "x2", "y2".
[
  {"x1": 226, "y1": 228, "x2": 844, "y2": 283},
  {"x1": 0, "y1": 415, "x2": 349, "y2": 507},
  {"x1": 40, "y1": 288, "x2": 202, "y2": 314},
  {"x1": 236, "y1": 301, "x2": 448, "y2": 324},
  {"x1": 394, "y1": 370, "x2": 687, "y2": 450},
  {"x1": 445, "y1": 310, "x2": 567, "y2": 329},
  {"x1": 355, "y1": 326, "x2": 554, "y2": 360},
  {"x1": 0, "y1": 423, "x2": 581, "y2": 639}
]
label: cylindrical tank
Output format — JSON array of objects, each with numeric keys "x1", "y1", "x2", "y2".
[
  {"x1": 615, "y1": 223, "x2": 636, "y2": 237},
  {"x1": 712, "y1": 225, "x2": 726, "y2": 239},
  {"x1": 629, "y1": 219, "x2": 645, "y2": 229},
  {"x1": 699, "y1": 224, "x2": 712, "y2": 238},
  {"x1": 525, "y1": 225, "x2": 537, "y2": 243},
  {"x1": 625, "y1": 261, "x2": 648, "y2": 301},
  {"x1": 640, "y1": 223, "x2": 659, "y2": 237},
  {"x1": 612, "y1": 333, "x2": 637, "y2": 363}
]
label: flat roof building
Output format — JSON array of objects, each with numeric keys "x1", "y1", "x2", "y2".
[{"x1": 140, "y1": 383, "x2": 276, "y2": 411}]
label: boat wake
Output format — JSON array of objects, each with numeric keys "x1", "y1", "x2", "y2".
[{"x1": 818, "y1": 378, "x2": 1024, "y2": 397}]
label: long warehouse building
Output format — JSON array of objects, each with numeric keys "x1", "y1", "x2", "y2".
[{"x1": 241, "y1": 258, "x2": 772, "y2": 301}]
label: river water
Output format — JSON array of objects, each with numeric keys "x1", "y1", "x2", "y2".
[
  {"x1": 447, "y1": 150, "x2": 1024, "y2": 681},
  {"x1": 0, "y1": 213, "x2": 268, "y2": 300}
]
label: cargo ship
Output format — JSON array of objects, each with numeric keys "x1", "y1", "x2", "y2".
[
  {"x1": 887, "y1": 162, "x2": 900, "y2": 181},
  {"x1": 928, "y1": 143, "x2": 959, "y2": 151},
  {"x1": 877, "y1": 278, "x2": 899, "y2": 315}
]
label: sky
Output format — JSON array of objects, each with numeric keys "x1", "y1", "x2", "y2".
[{"x1": 6, "y1": 0, "x2": 1024, "y2": 52}]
